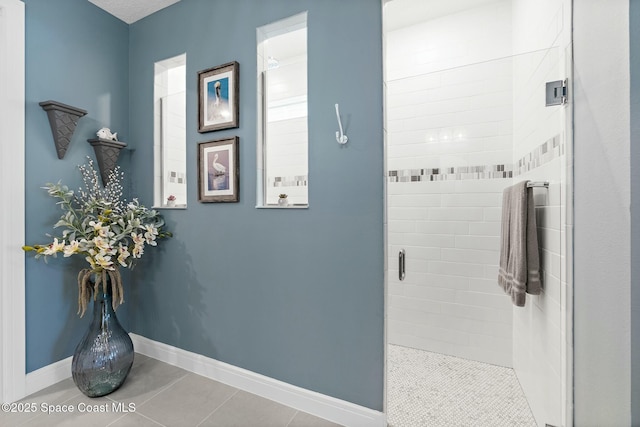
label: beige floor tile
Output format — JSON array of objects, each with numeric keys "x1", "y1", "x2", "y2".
[
  {"x1": 20, "y1": 395, "x2": 123, "y2": 427},
  {"x1": 200, "y1": 390, "x2": 297, "y2": 427},
  {"x1": 106, "y1": 357, "x2": 188, "y2": 405},
  {"x1": 107, "y1": 412, "x2": 165, "y2": 426},
  {"x1": 0, "y1": 378, "x2": 81, "y2": 426},
  {"x1": 287, "y1": 411, "x2": 344, "y2": 427},
  {"x1": 137, "y1": 372, "x2": 237, "y2": 426}
]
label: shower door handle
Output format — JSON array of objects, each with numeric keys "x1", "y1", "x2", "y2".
[{"x1": 399, "y1": 249, "x2": 406, "y2": 281}]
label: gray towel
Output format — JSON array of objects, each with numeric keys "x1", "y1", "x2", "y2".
[{"x1": 498, "y1": 180, "x2": 541, "y2": 307}]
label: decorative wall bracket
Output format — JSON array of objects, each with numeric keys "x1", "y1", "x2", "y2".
[
  {"x1": 87, "y1": 138, "x2": 127, "y2": 186},
  {"x1": 39, "y1": 100, "x2": 87, "y2": 159}
]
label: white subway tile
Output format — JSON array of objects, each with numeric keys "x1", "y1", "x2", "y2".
[
  {"x1": 483, "y1": 207, "x2": 503, "y2": 222},
  {"x1": 468, "y1": 277, "x2": 504, "y2": 295},
  {"x1": 422, "y1": 273, "x2": 470, "y2": 290},
  {"x1": 455, "y1": 235, "x2": 500, "y2": 251},
  {"x1": 428, "y1": 207, "x2": 484, "y2": 221},
  {"x1": 441, "y1": 193, "x2": 503, "y2": 208},
  {"x1": 416, "y1": 221, "x2": 469, "y2": 235},
  {"x1": 387, "y1": 220, "x2": 416, "y2": 233},
  {"x1": 404, "y1": 284, "x2": 457, "y2": 303},
  {"x1": 441, "y1": 248, "x2": 499, "y2": 264},
  {"x1": 388, "y1": 207, "x2": 428, "y2": 221},
  {"x1": 402, "y1": 246, "x2": 441, "y2": 261},
  {"x1": 428, "y1": 261, "x2": 485, "y2": 278},
  {"x1": 468, "y1": 221, "x2": 501, "y2": 236},
  {"x1": 388, "y1": 193, "x2": 442, "y2": 207},
  {"x1": 455, "y1": 290, "x2": 513, "y2": 310},
  {"x1": 390, "y1": 295, "x2": 443, "y2": 314}
]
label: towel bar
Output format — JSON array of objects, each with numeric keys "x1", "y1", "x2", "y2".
[{"x1": 526, "y1": 181, "x2": 549, "y2": 188}]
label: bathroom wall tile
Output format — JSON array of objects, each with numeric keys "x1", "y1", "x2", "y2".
[
  {"x1": 387, "y1": 207, "x2": 428, "y2": 221},
  {"x1": 387, "y1": 220, "x2": 416, "y2": 234},
  {"x1": 482, "y1": 207, "x2": 502, "y2": 222},
  {"x1": 428, "y1": 260, "x2": 485, "y2": 278},
  {"x1": 454, "y1": 235, "x2": 500, "y2": 251},
  {"x1": 441, "y1": 248, "x2": 499, "y2": 265},
  {"x1": 440, "y1": 301, "x2": 512, "y2": 324},
  {"x1": 427, "y1": 207, "x2": 484, "y2": 222},
  {"x1": 422, "y1": 273, "x2": 469, "y2": 290},
  {"x1": 468, "y1": 221, "x2": 501, "y2": 236},
  {"x1": 404, "y1": 284, "x2": 457, "y2": 303},
  {"x1": 441, "y1": 193, "x2": 503, "y2": 208},
  {"x1": 390, "y1": 295, "x2": 443, "y2": 315},
  {"x1": 416, "y1": 220, "x2": 469, "y2": 235},
  {"x1": 402, "y1": 246, "x2": 442, "y2": 261},
  {"x1": 455, "y1": 290, "x2": 512, "y2": 311},
  {"x1": 388, "y1": 193, "x2": 442, "y2": 207},
  {"x1": 468, "y1": 277, "x2": 505, "y2": 295}
]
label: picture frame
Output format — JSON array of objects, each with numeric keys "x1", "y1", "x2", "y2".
[
  {"x1": 198, "y1": 137, "x2": 239, "y2": 203},
  {"x1": 198, "y1": 61, "x2": 239, "y2": 133}
]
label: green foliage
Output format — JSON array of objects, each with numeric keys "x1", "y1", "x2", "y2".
[{"x1": 23, "y1": 158, "x2": 171, "y2": 272}]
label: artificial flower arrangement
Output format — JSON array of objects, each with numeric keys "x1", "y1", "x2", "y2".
[{"x1": 23, "y1": 158, "x2": 171, "y2": 316}]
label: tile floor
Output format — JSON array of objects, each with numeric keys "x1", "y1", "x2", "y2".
[
  {"x1": 1, "y1": 354, "x2": 343, "y2": 427},
  {"x1": 387, "y1": 344, "x2": 537, "y2": 427}
]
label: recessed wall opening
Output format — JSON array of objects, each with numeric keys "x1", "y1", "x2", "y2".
[
  {"x1": 383, "y1": 0, "x2": 573, "y2": 425},
  {"x1": 154, "y1": 53, "x2": 186, "y2": 208},
  {"x1": 256, "y1": 12, "x2": 308, "y2": 208}
]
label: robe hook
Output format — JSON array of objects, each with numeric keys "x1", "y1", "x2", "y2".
[{"x1": 335, "y1": 103, "x2": 348, "y2": 145}]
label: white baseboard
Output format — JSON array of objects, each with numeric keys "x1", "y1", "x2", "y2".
[
  {"x1": 130, "y1": 334, "x2": 386, "y2": 427},
  {"x1": 25, "y1": 355, "x2": 72, "y2": 397}
]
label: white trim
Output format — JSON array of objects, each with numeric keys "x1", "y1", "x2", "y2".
[
  {"x1": 25, "y1": 356, "x2": 72, "y2": 397},
  {"x1": 130, "y1": 334, "x2": 386, "y2": 427},
  {"x1": 0, "y1": 0, "x2": 26, "y2": 404}
]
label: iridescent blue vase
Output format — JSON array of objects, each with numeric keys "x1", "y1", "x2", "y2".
[{"x1": 71, "y1": 278, "x2": 134, "y2": 397}]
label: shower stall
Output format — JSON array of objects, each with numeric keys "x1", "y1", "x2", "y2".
[{"x1": 384, "y1": 0, "x2": 572, "y2": 426}]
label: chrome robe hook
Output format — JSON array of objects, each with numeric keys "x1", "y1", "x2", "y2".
[{"x1": 335, "y1": 103, "x2": 348, "y2": 145}]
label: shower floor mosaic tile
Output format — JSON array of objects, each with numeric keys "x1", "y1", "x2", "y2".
[{"x1": 387, "y1": 345, "x2": 537, "y2": 427}]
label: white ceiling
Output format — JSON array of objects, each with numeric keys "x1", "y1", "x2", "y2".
[
  {"x1": 384, "y1": 0, "x2": 503, "y2": 31},
  {"x1": 88, "y1": 0, "x2": 181, "y2": 24},
  {"x1": 88, "y1": 0, "x2": 503, "y2": 31}
]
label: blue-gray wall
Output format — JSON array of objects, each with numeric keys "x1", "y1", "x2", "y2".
[
  {"x1": 127, "y1": 0, "x2": 384, "y2": 410},
  {"x1": 24, "y1": 0, "x2": 129, "y2": 372},
  {"x1": 23, "y1": 0, "x2": 384, "y2": 411},
  {"x1": 630, "y1": 0, "x2": 640, "y2": 423}
]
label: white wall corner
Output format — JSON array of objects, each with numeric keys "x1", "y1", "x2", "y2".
[
  {"x1": 129, "y1": 334, "x2": 386, "y2": 427},
  {"x1": 24, "y1": 356, "x2": 72, "y2": 397},
  {"x1": 0, "y1": 0, "x2": 26, "y2": 404}
]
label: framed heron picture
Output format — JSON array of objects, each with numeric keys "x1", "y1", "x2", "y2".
[
  {"x1": 197, "y1": 61, "x2": 239, "y2": 132},
  {"x1": 198, "y1": 137, "x2": 239, "y2": 203}
]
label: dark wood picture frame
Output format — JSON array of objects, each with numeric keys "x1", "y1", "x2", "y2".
[
  {"x1": 197, "y1": 61, "x2": 239, "y2": 133},
  {"x1": 198, "y1": 137, "x2": 239, "y2": 203}
]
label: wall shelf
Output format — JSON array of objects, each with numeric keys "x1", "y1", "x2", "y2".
[
  {"x1": 87, "y1": 138, "x2": 127, "y2": 186},
  {"x1": 39, "y1": 100, "x2": 87, "y2": 159}
]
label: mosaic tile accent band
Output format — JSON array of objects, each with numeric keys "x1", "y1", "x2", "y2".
[
  {"x1": 168, "y1": 171, "x2": 185, "y2": 184},
  {"x1": 388, "y1": 134, "x2": 563, "y2": 183},
  {"x1": 268, "y1": 175, "x2": 308, "y2": 187},
  {"x1": 514, "y1": 135, "x2": 563, "y2": 176},
  {"x1": 388, "y1": 165, "x2": 512, "y2": 183}
]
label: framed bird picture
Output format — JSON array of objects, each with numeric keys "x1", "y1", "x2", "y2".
[
  {"x1": 197, "y1": 61, "x2": 239, "y2": 133},
  {"x1": 198, "y1": 137, "x2": 239, "y2": 203}
]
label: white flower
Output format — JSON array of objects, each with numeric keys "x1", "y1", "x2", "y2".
[
  {"x1": 63, "y1": 240, "x2": 81, "y2": 257},
  {"x1": 94, "y1": 253, "x2": 114, "y2": 270},
  {"x1": 43, "y1": 238, "x2": 65, "y2": 256},
  {"x1": 117, "y1": 245, "x2": 130, "y2": 267},
  {"x1": 92, "y1": 236, "x2": 113, "y2": 255},
  {"x1": 131, "y1": 232, "x2": 145, "y2": 246},
  {"x1": 132, "y1": 243, "x2": 144, "y2": 259},
  {"x1": 144, "y1": 225, "x2": 158, "y2": 246}
]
